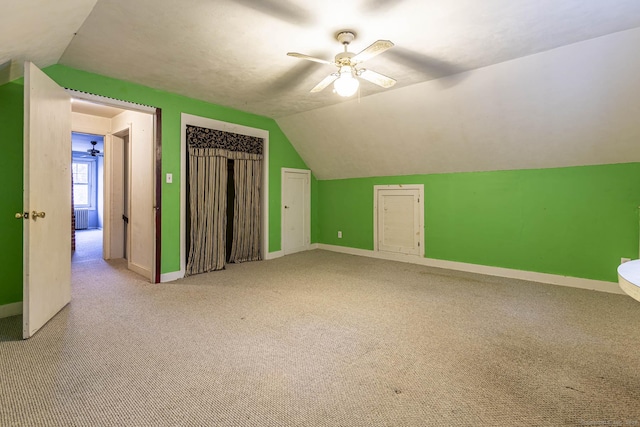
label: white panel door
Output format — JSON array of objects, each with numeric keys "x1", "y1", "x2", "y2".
[
  {"x1": 23, "y1": 62, "x2": 72, "y2": 339},
  {"x1": 282, "y1": 169, "x2": 310, "y2": 255},
  {"x1": 127, "y1": 115, "x2": 155, "y2": 280},
  {"x1": 376, "y1": 187, "x2": 422, "y2": 256},
  {"x1": 105, "y1": 134, "x2": 125, "y2": 259}
]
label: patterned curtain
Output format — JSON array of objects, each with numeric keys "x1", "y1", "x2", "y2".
[
  {"x1": 229, "y1": 159, "x2": 262, "y2": 263},
  {"x1": 185, "y1": 125, "x2": 263, "y2": 276},
  {"x1": 186, "y1": 150, "x2": 227, "y2": 275}
]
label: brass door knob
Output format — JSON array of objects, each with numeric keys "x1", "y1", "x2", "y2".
[
  {"x1": 31, "y1": 211, "x2": 46, "y2": 220},
  {"x1": 15, "y1": 212, "x2": 29, "y2": 219}
]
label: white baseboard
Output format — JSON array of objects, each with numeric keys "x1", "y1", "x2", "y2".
[
  {"x1": 161, "y1": 250, "x2": 288, "y2": 281},
  {"x1": 265, "y1": 250, "x2": 283, "y2": 260},
  {"x1": 160, "y1": 270, "x2": 185, "y2": 283},
  {"x1": 0, "y1": 302, "x2": 22, "y2": 319},
  {"x1": 310, "y1": 243, "x2": 319, "y2": 250},
  {"x1": 317, "y1": 244, "x2": 622, "y2": 295},
  {"x1": 129, "y1": 262, "x2": 152, "y2": 280}
]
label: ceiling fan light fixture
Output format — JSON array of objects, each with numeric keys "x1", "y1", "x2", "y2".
[{"x1": 334, "y1": 66, "x2": 359, "y2": 97}]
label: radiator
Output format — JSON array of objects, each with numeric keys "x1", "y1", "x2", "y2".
[{"x1": 74, "y1": 209, "x2": 89, "y2": 230}]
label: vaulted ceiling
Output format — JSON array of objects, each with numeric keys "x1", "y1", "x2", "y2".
[{"x1": 2, "y1": 0, "x2": 640, "y2": 178}]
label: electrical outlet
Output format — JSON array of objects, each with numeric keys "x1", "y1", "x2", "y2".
[
  {"x1": 166, "y1": 173, "x2": 173, "y2": 184},
  {"x1": 338, "y1": 231, "x2": 342, "y2": 238},
  {"x1": 621, "y1": 257, "x2": 631, "y2": 264}
]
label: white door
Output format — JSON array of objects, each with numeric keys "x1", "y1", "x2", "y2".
[
  {"x1": 105, "y1": 133, "x2": 125, "y2": 259},
  {"x1": 22, "y1": 62, "x2": 72, "y2": 339},
  {"x1": 282, "y1": 168, "x2": 310, "y2": 255},
  {"x1": 375, "y1": 185, "x2": 424, "y2": 256}
]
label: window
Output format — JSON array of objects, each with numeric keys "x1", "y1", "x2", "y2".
[{"x1": 72, "y1": 160, "x2": 94, "y2": 208}]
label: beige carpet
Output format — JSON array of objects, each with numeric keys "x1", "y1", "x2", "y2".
[{"x1": 1, "y1": 242, "x2": 639, "y2": 426}]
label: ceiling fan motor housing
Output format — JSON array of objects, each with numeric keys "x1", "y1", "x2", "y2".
[
  {"x1": 336, "y1": 31, "x2": 356, "y2": 45},
  {"x1": 335, "y1": 51, "x2": 355, "y2": 66},
  {"x1": 335, "y1": 31, "x2": 357, "y2": 67}
]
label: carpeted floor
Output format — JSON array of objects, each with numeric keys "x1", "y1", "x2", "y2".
[
  {"x1": 1, "y1": 242, "x2": 639, "y2": 426},
  {"x1": 71, "y1": 229, "x2": 104, "y2": 264}
]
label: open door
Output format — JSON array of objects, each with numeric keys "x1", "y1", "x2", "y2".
[{"x1": 22, "y1": 62, "x2": 72, "y2": 339}]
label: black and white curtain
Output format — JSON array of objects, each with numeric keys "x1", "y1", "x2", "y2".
[{"x1": 186, "y1": 125, "x2": 263, "y2": 276}]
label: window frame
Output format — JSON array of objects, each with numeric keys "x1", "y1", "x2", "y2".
[{"x1": 72, "y1": 157, "x2": 96, "y2": 209}]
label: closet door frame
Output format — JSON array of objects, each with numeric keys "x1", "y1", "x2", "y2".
[{"x1": 178, "y1": 114, "x2": 269, "y2": 280}]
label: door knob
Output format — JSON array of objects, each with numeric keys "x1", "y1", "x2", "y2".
[
  {"x1": 15, "y1": 212, "x2": 29, "y2": 219},
  {"x1": 31, "y1": 211, "x2": 46, "y2": 220}
]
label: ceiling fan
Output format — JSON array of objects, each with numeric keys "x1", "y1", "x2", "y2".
[
  {"x1": 85, "y1": 141, "x2": 103, "y2": 157},
  {"x1": 287, "y1": 31, "x2": 396, "y2": 97}
]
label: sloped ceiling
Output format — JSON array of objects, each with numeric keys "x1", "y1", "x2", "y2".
[
  {"x1": 2, "y1": 0, "x2": 640, "y2": 179},
  {"x1": 0, "y1": 0, "x2": 98, "y2": 83}
]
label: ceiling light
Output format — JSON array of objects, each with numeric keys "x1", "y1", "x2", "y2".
[{"x1": 334, "y1": 66, "x2": 359, "y2": 97}]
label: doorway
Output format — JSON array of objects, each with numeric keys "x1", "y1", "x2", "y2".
[
  {"x1": 21, "y1": 63, "x2": 161, "y2": 339},
  {"x1": 71, "y1": 131, "x2": 105, "y2": 264},
  {"x1": 178, "y1": 114, "x2": 269, "y2": 279},
  {"x1": 281, "y1": 168, "x2": 311, "y2": 255},
  {"x1": 70, "y1": 94, "x2": 160, "y2": 282}
]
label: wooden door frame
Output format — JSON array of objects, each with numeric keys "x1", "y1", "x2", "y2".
[
  {"x1": 178, "y1": 114, "x2": 270, "y2": 280},
  {"x1": 281, "y1": 168, "x2": 311, "y2": 255},
  {"x1": 373, "y1": 184, "x2": 425, "y2": 257},
  {"x1": 67, "y1": 90, "x2": 161, "y2": 283},
  {"x1": 110, "y1": 127, "x2": 131, "y2": 265}
]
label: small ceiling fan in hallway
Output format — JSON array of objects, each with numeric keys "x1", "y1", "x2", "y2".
[{"x1": 85, "y1": 141, "x2": 103, "y2": 157}]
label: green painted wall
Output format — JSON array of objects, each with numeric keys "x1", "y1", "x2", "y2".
[
  {"x1": 3, "y1": 64, "x2": 637, "y2": 307},
  {"x1": 0, "y1": 81, "x2": 25, "y2": 306},
  {"x1": 317, "y1": 163, "x2": 640, "y2": 282},
  {"x1": 0, "y1": 65, "x2": 313, "y2": 306}
]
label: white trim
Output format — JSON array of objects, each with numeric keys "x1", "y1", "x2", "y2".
[
  {"x1": 160, "y1": 270, "x2": 184, "y2": 283},
  {"x1": 0, "y1": 302, "x2": 22, "y2": 319},
  {"x1": 128, "y1": 262, "x2": 152, "y2": 280},
  {"x1": 67, "y1": 89, "x2": 156, "y2": 114},
  {"x1": 317, "y1": 244, "x2": 622, "y2": 295},
  {"x1": 281, "y1": 168, "x2": 311, "y2": 255},
  {"x1": 265, "y1": 250, "x2": 284, "y2": 260},
  {"x1": 373, "y1": 184, "x2": 425, "y2": 257},
  {"x1": 180, "y1": 114, "x2": 269, "y2": 276},
  {"x1": 310, "y1": 243, "x2": 319, "y2": 250}
]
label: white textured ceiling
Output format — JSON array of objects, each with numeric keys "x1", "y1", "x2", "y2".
[
  {"x1": 3, "y1": 0, "x2": 640, "y2": 178},
  {"x1": 0, "y1": 0, "x2": 98, "y2": 83},
  {"x1": 3, "y1": 0, "x2": 639, "y2": 118}
]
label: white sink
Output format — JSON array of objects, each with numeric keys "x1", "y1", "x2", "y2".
[{"x1": 618, "y1": 259, "x2": 640, "y2": 303}]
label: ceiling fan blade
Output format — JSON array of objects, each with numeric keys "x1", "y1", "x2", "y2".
[
  {"x1": 270, "y1": 61, "x2": 323, "y2": 93},
  {"x1": 287, "y1": 52, "x2": 333, "y2": 65},
  {"x1": 386, "y1": 47, "x2": 463, "y2": 78},
  {"x1": 358, "y1": 69, "x2": 396, "y2": 88},
  {"x1": 362, "y1": 0, "x2": 404, "y2": 11},
  {"x1": 352, "y1": 40, "x2": 394, "y2": 63},
  {"x1": 310, "y1": 74, "x2": 338, "y2": 93},
  {"x1": 234, "y1": 0, "x2": 313, "y2": 25}
]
